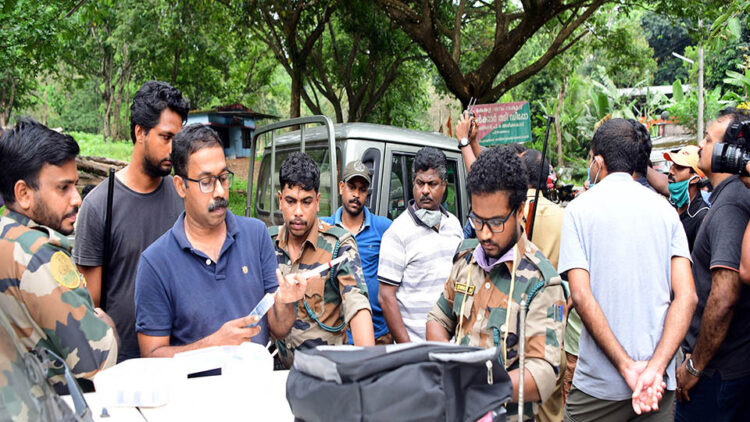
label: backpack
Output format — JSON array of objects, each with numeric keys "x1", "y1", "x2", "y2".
[{"x1": 286, "y1": 342, "x2": 512, "y2": 422}]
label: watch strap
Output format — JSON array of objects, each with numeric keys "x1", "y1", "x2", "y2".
[{"x1": 686, "y1": 357, "x2": 702, "y2": 377}]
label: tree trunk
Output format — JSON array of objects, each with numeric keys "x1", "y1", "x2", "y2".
[
  {"x1": 554, "y1": 78, "x2": 567, "y2": 168},
  {"x1": 100, "y1": 50, "x2": 115, "y2": 141},
  {"x1": 0, "y1": 78, "x2": 17, "y2": 128},
  {"x1": 171, "y1": 48, "x2": 181, "y2": 85},
  {"x1": 290, "y1": 69, "x2": 302, "y2": 119},
  {"x1": 113, "y1": 44, "x2": 131, "y2": 141}
]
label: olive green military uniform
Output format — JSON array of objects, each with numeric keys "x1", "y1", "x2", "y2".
[
  {"x1": 427, "y1": 235, "x2": 567, "y2": 421},
  {"x1": 270, "y1": 219, "x2": 371, "y2": 368},
  {"x1": 0, "y1": 209, "x2": 117, "y2": 391},
  {"x1": 0, "y1": 309, "x2": 80, "y2": 421}
]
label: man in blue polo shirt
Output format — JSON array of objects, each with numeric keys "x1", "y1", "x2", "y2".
[
  {"x1": 134, "y1": 124, "x2": 306, "y2": 357},
  {"x1": 321, "y1": 160, "x2": 393, "y2": 344}
]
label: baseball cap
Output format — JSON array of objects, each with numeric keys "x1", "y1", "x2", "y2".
[
  {"x1": 342, "y1": 160, "x2": 371, "y2": 184},
  {"x1": 663, "y1": 145, "x2": 705, "y2": 178}
]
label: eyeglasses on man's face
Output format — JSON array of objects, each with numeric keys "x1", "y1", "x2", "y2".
[
  {"x1": 183, "y1": 170, "x2": 234, "y2": 193},
  {"x1": 468, "y1": 206, "x2": 517, "y2": 233}
]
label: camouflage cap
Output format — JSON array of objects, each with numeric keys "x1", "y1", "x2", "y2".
[{"x1": 342, "y1": 160, "x2": 371, "y2": 185}]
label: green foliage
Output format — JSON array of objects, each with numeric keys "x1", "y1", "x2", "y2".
[
  {"x1": 69, "y1": 131, "x2": 133, "y2": 161},
  {"x1": 667, "y1": 81, "x2": 734, "y2": 134}
]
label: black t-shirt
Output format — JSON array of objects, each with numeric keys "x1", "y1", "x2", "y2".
[
  {"x1": 73, "y1": 176, "x2": 183, "y2": 362},
  {"x1": 680, "y1": 193, "x2": 710, "y2": 252},
  {"x1": 683, "y1": 176, "x2": 750, "y2": 380}
]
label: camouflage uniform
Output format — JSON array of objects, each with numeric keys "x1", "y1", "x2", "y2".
[
  {"x1": 269, "y1": 219, "x2": 371, "y2": 368},
  {"x1": 0, "y1": 309, "x2": 79, "y2": 421},
  {"x1": 0, "y1": 209, "x2": 118, "y2": 392},
  {"x1": 427, "y1": 235, "x2": 567, "y2": 421}
]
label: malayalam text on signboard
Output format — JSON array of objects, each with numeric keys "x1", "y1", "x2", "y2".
[{"x1": 473, "y1": 101, "x2": 532, "y2": 146}]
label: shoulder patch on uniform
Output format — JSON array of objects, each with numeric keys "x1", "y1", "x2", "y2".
[
  {"x1": 323, "y1": 225, "x2": 348, "y2": 239},
  {"x1": 453, "y1": 238, "x2": 479, "y2": 263},
  {"x1": 267, "y1": 225, "x2": 280, "y2": 238},
  {"x1": 50, "y1": 251, "x2": 82, "y2": 289}
]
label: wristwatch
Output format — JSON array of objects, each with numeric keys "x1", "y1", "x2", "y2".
[
  {"x1": 686, "y1": 357, "x2": 702, "y2": 377},
  {"x1": 458, "y1": 137, "x2": 471, "y2": 148}
]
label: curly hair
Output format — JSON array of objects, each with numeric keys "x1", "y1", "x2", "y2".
[
  {"x1": 412, "y1": 147, "x2": 447, "y2": 181},
  {"x1": 130, "y1": 80, "x2": 190, "y2": 144},
  {"x1": 171, "y1": 124, "x2": 223, "y2": 178},
  {"x1": 280, "y1": 152, "x2": 320, "y2": 192},
  {"x1": 467, "y1": 146, "x2": 527, "y2": 210}
]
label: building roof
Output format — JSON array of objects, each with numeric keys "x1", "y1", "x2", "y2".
[{"x1": 189, "y1": 103, "x2": 277, "y2": 120}]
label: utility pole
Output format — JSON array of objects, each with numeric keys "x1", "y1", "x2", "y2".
[{"x1": 697, "y1": 18, "x2": 704, "y2": 142}]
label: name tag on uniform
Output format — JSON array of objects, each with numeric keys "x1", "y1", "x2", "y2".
[{"x1": 455, "y1": 282, "x2": 475, "y2": 296}]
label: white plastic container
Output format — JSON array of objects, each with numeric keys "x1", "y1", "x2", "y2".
[{"x1": 93, "y1": 358, "x2": 177, "y2": 408}]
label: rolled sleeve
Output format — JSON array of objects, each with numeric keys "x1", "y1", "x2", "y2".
[
  {"x1": 134, "y1": 256, "x2": 173, "y2": 337},
  {"x1": 337, "y1": 237, "x2": 372, "y2": 323},
  {"x1": 427, "y1": 295, "x2": 457, "y2": 335},
  {"x1": 523, "y1": 282, "x2": 565, "y2": 401},
  {"x1": 525, "y1": 357, "x2": 558, "y2": 402}
]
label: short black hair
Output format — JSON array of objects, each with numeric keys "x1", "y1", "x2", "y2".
[
  {"x1": 520, "y1": 149, "x2": 550, "y2": 191},
  {"x1": 171, "y1": 124, "x2": 223, "y2": 177},
  {"x1": 628, "y1": 119, "x2": 652, "y2": 175},
  {"x1": 130, "y1": 81, "x2": 190, "y2": 144},
  {"x1": 591, "y1": 118, "x2": 639, "y2": 174},
  {"x1": 467, "y1": 145, "x2": 527, "y2": 210},
  {"x1": 0, "y1": 118, "x2": 80, "y2": 205},
  {"x1": 718, "y1": 108, "x2": 750, "y2": 145},
  {"x1": 412, "y1": 147, "x2": 447, "y2": 181},
  {"x1": 280, "y1": 152, "x2": 320, "y2": 192}
]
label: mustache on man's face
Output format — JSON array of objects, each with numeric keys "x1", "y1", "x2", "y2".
[{"x1": 208, "y1": 198, "x2": 229, "y2": 212}]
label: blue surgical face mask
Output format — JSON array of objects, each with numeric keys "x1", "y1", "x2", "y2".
[{"x1": 669, "y1": 176, "x2": 697, "y2": 208}]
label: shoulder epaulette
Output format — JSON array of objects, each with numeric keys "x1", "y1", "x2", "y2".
[
  {"x1": 530, "y1": 249, "x2": 559, "y2": 284},
  {"x1": 267, "y1": 225, "x2": 280, "y2": 238},
  {"x1": 453, "y1": 238, "x2": 479, "y2": 263}
]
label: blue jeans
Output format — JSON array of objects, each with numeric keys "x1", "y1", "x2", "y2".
[{"x1": 674, "y1": 371, "x2": 750, "y2": 422}]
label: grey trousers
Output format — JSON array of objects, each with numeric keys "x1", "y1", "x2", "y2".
[{"x1": 564, "y1": 386, "x2": 675, "y2": 422}]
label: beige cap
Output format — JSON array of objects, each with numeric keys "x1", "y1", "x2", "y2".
[{"x1": 664, "y1": 145, "x2": 705, "y2": 178}]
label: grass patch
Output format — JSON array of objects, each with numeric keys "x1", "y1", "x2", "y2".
[
  {"x1": 69, "y1": 131, "x2": 133, "y2": 162},
  {"x1": 229, "y1": 177, "x2": 249, "y2": 217}
]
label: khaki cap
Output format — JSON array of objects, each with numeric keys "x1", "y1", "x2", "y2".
[
  {"x1": 664, "y1": 145, "x2": 705, "y2": 178},
  {"x1": 342, "y1": 160, "x2": 371, "y2": 184}
]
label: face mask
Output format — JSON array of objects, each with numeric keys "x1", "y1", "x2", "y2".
[
  {"x1": 668, "y1": 179, "x2": 690, "y2": 208},
  {"x1": 414, "y1": 208, "x2": 442, "y2": 228},
  {"x1": 669, "y1": 176, "x2": 697, "y2": 208},
  {"x1": 587, "y1": 158, "x2": 601, "y2": 188}
]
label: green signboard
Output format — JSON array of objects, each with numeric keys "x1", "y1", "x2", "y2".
[{"x1": 474, "y1": 101, "x2": 532, "y2": 146}]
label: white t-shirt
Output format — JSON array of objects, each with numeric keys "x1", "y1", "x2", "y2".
[{"x1": 378, "y1": 203, "x2": 463, "y2": 341}]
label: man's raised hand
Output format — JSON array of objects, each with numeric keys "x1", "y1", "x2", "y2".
[{"x1": 275, "y1": 269, "x2": 307, "y2": 304}]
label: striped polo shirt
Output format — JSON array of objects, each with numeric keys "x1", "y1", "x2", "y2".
[{"x1": 378, "y1": 201, "x2": 463, "y2": 341}]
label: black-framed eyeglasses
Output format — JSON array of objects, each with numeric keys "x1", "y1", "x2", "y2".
[
  {"x1": 183, "y1": 170, "x2": 234, "y2": 193},
  {"x1": 468, "y1": 206, "x2": 517, "y2": 233}
]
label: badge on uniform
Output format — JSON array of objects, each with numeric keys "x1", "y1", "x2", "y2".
[
  {"x1": 454, "y1": 282, "x2": 475, "y2": 296},
  {"x1": 50, "y1": 251, "x2": 82, "y2": 289}
]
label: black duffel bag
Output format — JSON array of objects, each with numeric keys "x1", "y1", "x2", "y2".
[{"x1": 286, "y1": 342, "x2": 512, "y2": 422}]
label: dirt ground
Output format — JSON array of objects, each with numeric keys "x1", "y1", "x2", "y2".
[{"x1": 226, "y1": 157, "x2": 262, "y2": 186}]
